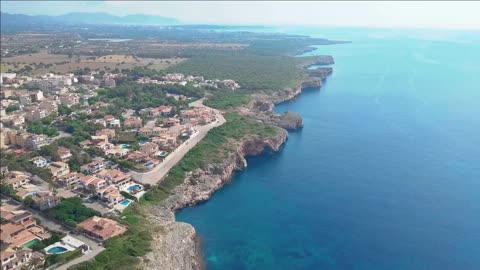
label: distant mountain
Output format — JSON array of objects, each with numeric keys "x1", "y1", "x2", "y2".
[
  {"x1": 53, "y1": 12, "x2": 179, "y2": 25},
  {"x1": 0, "y1": 12, "x2": 179, "y2": 29}
]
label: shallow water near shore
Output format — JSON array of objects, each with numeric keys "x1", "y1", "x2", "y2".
[{"x1": 177, "y1": 28, "x2": 480, "y2": 270}]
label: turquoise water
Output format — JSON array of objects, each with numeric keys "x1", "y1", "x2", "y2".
[
  {"x1": 177, "y1": 28, "x2": 480, "y2": 270},
  {"x1": 47, "y1": 246, "x2": 68, "y2": 254},
  {"x1": 127, "y1": 184, "x2": 142, "y2": 192},
  {"x1": 120, "y1": 199, "x2": 131, "y2": 206}
]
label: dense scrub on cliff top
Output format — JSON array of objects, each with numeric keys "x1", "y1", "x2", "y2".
[
  {"x1": 168, "y1": 53, "x2": 303, "y2": 91},
  {"x1": 143, "y1": 112, "x2": 281, "y2": 204},
  {"x1": 69, "y1": 113, "x2": 282, "y2": 270},
  {"x1": 204, "y1": 91, "x2": 251, "y2": 110}
]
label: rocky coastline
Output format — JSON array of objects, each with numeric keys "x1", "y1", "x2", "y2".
[{"x1": 141, "y1": 56, "x2": 334, "y2": 270}]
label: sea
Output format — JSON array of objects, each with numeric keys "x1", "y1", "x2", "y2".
[{"x1": 177, "y1": 27, "x2": 480, "y2": 270}]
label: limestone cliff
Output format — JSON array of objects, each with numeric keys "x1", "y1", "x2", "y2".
[{"x1": 142, "y1": 130, "x2": 288, "y2": 270}]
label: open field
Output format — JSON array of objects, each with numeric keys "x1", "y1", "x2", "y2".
[{"x1": 1, "y1": 52, "x2": 185, "y2": 74}]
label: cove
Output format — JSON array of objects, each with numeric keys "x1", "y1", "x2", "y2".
[{"x1": 177, "y1": 28, "x2": 480, "y2": 270}]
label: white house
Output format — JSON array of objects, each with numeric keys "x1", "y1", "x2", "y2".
[{"x1": 31, "y1": 156, "x2": 48, "y2": 168}]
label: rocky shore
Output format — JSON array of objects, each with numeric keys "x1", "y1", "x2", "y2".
[
  {"x1": 142, "y1": 129, "x2": 288, "y2": 270},
  {"x1": 141, "y1": 56, "x2": 334, "y2": 270}
]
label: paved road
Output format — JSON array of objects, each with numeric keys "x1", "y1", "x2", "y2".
[
  {"x1": 129, "y1": 98, "x2": 225, "y2": 185},
  {"x1": 1, "y1": 197, "x2": 104, "y2": 269}
]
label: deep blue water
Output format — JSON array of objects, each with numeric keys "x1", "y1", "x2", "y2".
[{"x1": 177, "y1": 28, "x2": 480, "y2": 270}]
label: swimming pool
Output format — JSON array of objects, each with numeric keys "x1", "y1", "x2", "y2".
[
  {"x1": 144, "y1": 162, "x2": 154, "y2": 167},
  {"x1": 127, "y1": 184, "x2": 142, "y2": 192},
  {"x1": 120, "y1": 144, "x2": 129, "y2": 149},
  {"x1": 120, "y1": 199, "x2": 131, "y2": 206},
  {"x1": 47, "y1": 246, "x2": 68, "y2": 254}
]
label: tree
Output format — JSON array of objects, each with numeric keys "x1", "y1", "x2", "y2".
[
  {"x1": 88, "y1": 184, "x2": 97, "y2": 196},
  {"x1": 23, "y1": 195, "x2": 35, "y2": 208},
  {"x1": 6, "y1": 105, "x2": 20, "y2": 113}
]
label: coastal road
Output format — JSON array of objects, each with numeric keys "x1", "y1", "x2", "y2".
[{"x1": 129, "y1": 98, "x2": 225, "y2": 185}]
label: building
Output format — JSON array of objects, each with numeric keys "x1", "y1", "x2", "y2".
[
  {"x1": 59, "y1": 93, "x2": 80, "y2": 107},
  {"x1": 0, "y1": 247, "x2": 33, "y2": 270},
  {"x1": 97, "y1": 169, "x2": 132, "y2": 189},
  {"x1": 97, "y1": 185, "x2": 124, "y2": 208},
  {"x1": 77, "y1": 216, "x2": 127, "y2": 241},
  {"x1": 95, "y1": 129, "x2": 116, "y2": 140},
  {"x1": 56, "y1": 147, "x2": 72, "y2": 162},
  {"x1": 80, "y1": 158, "x2": 106, "y2": 175},
  {"x1": 30, "y1": 156, "x2": 48, "y2": 168},
  {"x1": 139, "y1": 142, "x2": 159, "y2": 157},
  {"x1": 58, "y1": 172, "x2": 85, "y2": 189},
  {"x1": 79, "y1": 175, "x2": 107, "y2": 191},
  {"x1": 49, "y1": 162, "x2": 70, "y2": 178},
  {"x1": 26, "y1": 134, "x2": 48, "y2": 151},
  {"x1": 30, "y1": 191, "x2": 58, "y2": 210},
  {"x1": 4, "y1": 171, "x2": 31, "y2": 189},
  {"x1": 123, "y1": 117, "x2": 142, "y2": 129}
]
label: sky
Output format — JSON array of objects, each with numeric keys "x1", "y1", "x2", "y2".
[{"x1": 2, "y1": 1, "x2": 480, "y2": 29}]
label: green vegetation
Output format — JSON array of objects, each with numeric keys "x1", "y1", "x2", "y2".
[
  {"x1": 27, "y1": 122, "x2": 59, "y2": 137},
  {"x1": 68, "y1": 205, "x2": 152, "y2": 270},
  {"x1": 96, "y1": 82, "x2": 203, "y2": 112},
  {"x1": 31, "y1": 232, "x2": 64, "y2": 251},
  {"x1": 0, "y1": 150, "x2": 53, "y2": 181},
  {"x1": 204, "y1": 91, "x2": 251, "y2": 110},
  {"x1": 144, "y1": 112, "x2": 280, "y2": 203},
  {"x1": 6, "y1": 104, "x2": 20, "y2": 113},
  {"x1": 47, "y1": 197, "x2": 101, "y2": 227},
  {"x1": 45, "y1": 248, "x2": 83, "y2": 267},
  {"x1": 168, "y1": 54, "x2": 303, "y2": 91}
]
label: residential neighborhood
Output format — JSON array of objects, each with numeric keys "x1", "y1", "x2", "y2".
[{"x1": 0, "y1": 70, "x2": 226, "y2": 269}]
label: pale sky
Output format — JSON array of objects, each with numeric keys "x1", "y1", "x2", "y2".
[{"x1": 2, "y1": 1, "x2": 480, "y2": 29}]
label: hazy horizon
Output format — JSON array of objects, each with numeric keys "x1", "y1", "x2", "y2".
[{"x1": 2, "y1": 1, "x2": 480, "y2": 30}]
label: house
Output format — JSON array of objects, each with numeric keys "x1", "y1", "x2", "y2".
[
  {"x1": 123, "y1": 117, "x2": 142, "y2": 129},
  {"x1": 104, "y1": 115, "x2": 120, "y2": 128},
  {"x1": 163, "y1": 117, "x2": 180, "y2": 127},
  {"x1": 97, "y1": 169, "x2": 132, "y2": 188},
  {"x1": 139, "y1": 142, "x2": 159, "y2": 157},
  {"x1": 105, "y1": 146, "x2": 129, "y2": 158},
  {"x1": 91, "y1": 135, "x2": 108, "y2": 144},
  {"x1": 15, "y1": 184, "x2": 43, "y2": 199},
  {"x1": 77, "y1": 216, "x2": 127, "y2": 241},
  {"x1": 30, "y1": 191, "x2": 58, "y2": 210},
  {"x1": 56, "y1": 147, "x2": 72, "y2": 162},
  {"x1": 4, "y1": 171, "x2": 31, "y2": 189},
  {"x1": 80, "y1": 158, "x2": 106, "y2": 175},
  {"x1": 59, "y1": 93, "x2": 80, "y2": 107},
  {"x1": 49, "y1": 162, "x2": 70, "y2": 178},
  {"x1": 97, "y1": 185, "x2": 124, "y2": 208},
  {"x1": 58, "y1": 172, "x2": 85, "y2": 188},
  {"x1": 30, "y1": 156, "x2": 48, "y2": 168},
  {"x1": 0, "y1": 247, "x2": 33, "y2": 270},
  {"x1": 79, "y1": 175, "x2": 107, "y2": 191},
  {"x1": 25, "y1": 134, "x2": 48, "y2": 151},
  {"x1": 95, "y1": 129, "x2": 116, "y2": 140}
]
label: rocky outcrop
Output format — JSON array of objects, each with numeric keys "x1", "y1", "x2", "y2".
[
  {"x1": 143, "y1": 130, "x2": 288, "y2": 270},
  {"x1": 141, "y1": 222, "x2": 201, "y2": 270},
  {"x1": 143, "y1": 55, "x2": 335, "y2": 270},
  {"x1": 250, "y1": 99, "x2": 275, "y2": 113}
]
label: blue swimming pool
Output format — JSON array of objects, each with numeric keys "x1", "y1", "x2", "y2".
[
  {"x1": 120, "y1": 144, "x2": 129, "y2": 149},
  {"x1": 47, "y1": 246, "x2": 68, "y2": 254},
  {"x1": 127, "y1": 184, "x2": 142, "y2": 192},
  {"x1": 120, "y1": 199, "x2": 131, "y2": 206},
  {"x1": 144, "y1": 162, "x2": 154, "y2": 167}
]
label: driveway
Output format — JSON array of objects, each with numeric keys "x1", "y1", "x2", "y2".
[
  {"x1": 129, "y1": 98, "x2": 226, "y2": 185},
  {"x1": 1, "y1": 196, "x2": 104, "y2": 269}
]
